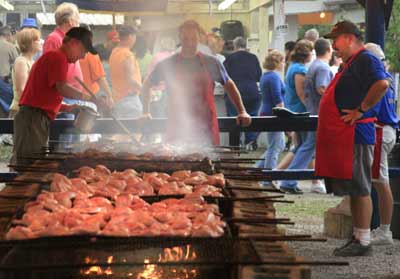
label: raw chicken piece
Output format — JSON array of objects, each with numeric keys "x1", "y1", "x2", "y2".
[
  {"x1": 70, "y1": 178, "x2": 87, "y2": 187},
  {"x1": 158, "y1": 182, "x2": 179, "y2": 195},
  {"x1": 129, "y1": 196, "x2": 151, "y2": 210},
  {"x1": 171, "y1": 170, "x2": 191, "y2": 180},
  {"x1": 125, "y1": 181, "x2": 154, "y2": 196},
  {"x1": 37, "y1": 224, "x2": 71, "y2": 237},
  {"x1": 6, "y1": 226, "x2": 36, "y2": 240},
  {"x1": 191, "y1": 224, "x2": 223, "y2": 237},
  {"x1": 144, "y1": 175, "x2": 165, "y2": 191},
  {"x1": 106, "y1": 179, "x2": 127, "y2": 191},
  {"x1": 177, "y1": 185, "x2": 193, "y2": 195},
  {"x1": 54, "y1": 191, "x2": 76, "y2": 208},
  {"x1": 153, "y1": 210, "x2": 174, "y2": 223},
  {"x1": 125, "y1": 176, "x2": 143, "y2": 187},
  {"x1": 193, "y1": 185, "x2": 223, "y2": 197},
  {"x1": 190, "y1": 171, "x2": 207, "y2": 177},
  {"x1": 183, "y1": 193, "x2": 205, "y2": 204},
  {"x1": 157, "y1": 173, "x2": 170, "y2": 180},
  {"x1": 122, "y1": 169, "x2": 138, "y2": 177},
  {"x1": 169, "y1": 216, "x2": 192, "y2": 230},
  {"x1": 101, "y1": 223, "x2": 130, "y2": 237},
  {"x1": 63, "y1": 210, "x2": 87, "y2": 228},
  {"x1": 206, "y1": 173, "x2": 226, "y2": 187},
  {"x1": 115, "y1": 194, "x2": 134, "y2": 208},
  {"x1": 94, "y1": 165, "x2": 111, "y2": 176},
  {"x1": 184, "y1": 175, "x2": 208, "y2": 185},
  {"x1": 50, "y1": 173, "x2": 72, "y2": 192},
  {"x1": 76, "y1": 166, "x2": 96, "y2": 182}
]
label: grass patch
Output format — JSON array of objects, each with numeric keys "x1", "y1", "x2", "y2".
[
  {"x1": 0, "y1": 145, "x2": 12, "y2": 162},
  {"x1": 275, "y1": 195, "x2": 341, "y2": 219}
]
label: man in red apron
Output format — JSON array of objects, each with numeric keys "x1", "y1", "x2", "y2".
[
  {"x1": 142, "y1": 20, "x2": 251, "y2": 146},
  {"x1": 364, "y1": 43, "x2": 398, "y2": 246},
  {"x1": 316, "y1": 21, "x2": 389, "y2": 256}
]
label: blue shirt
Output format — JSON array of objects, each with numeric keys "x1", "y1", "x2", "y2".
[
  {"x1": 304, "y1": 59, "x2": 333, "y2": 115},
  {"x1": 335, "y1": 50, "x2": 387, "y2": 144},
  {"x1": 376, "y1": 74, "x2": 399, "y2": 128},
  {"x1": 223, "y1": 50, "x2": 262, "y2": 102},
  {"x1": 149, "y1": 53, "x2": 230, "y2": 89},
  {"x1": 285, "y1": 62, "x2": 307, "y2": 113},
  {"x1": 259, "y1": 71, "x2": 285, "y2": 116}
]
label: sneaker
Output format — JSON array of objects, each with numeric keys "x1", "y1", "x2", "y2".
[
  {"x1": 280, "y1": 185, "x2": 303, "y2": 195},
  {"x1": 333, "y1": 238, "x2": 373, "y2": 257},
  {"x1": 371, "y1": 228, "x2": 394, "y2": 245},
  {"x1": 310, "y1": 180, "x2": 327, "y2": 194},
  {"x1": 260, "y1": 181, "x2": 279, "y2": 190}
]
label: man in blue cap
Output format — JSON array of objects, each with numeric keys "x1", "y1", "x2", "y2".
[{"x1": 21, "y1": 18, "x2": 38, "y2": 29}]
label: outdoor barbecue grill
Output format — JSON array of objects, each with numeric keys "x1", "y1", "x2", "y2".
[{"x1": 0, "y1": 144, "x2": 350, "y2": 279}]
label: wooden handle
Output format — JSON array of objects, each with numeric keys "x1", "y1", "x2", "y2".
[
  {"x1": 75, "y1": 76, "x2": 135, "y2": 137},
  {"x1": 74, "y1": 77, "x2": 97, "y2": 100}
]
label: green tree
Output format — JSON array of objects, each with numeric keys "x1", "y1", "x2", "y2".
[
  {"x1": 385, "y1": 1, "x2": 400, "y2": 72},
  {"x1": 298, "y1": 24, "x2": 333, "y2": 41}
]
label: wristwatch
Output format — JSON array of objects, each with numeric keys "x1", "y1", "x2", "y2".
[{"x1": 357, "y1": 106, "x2": 366, "y2": 114}]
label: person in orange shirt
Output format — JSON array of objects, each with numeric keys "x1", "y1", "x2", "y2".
[
  {"x1": 79, "y1": 25, "x2": 113, "y2": 109},
  {"x1": 109, "y1": 25, "x2": 142, "y2": 118}
]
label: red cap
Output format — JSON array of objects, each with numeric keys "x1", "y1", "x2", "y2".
[{"x1": 106, "y1": 30, "x2": 119, "y2": 42}]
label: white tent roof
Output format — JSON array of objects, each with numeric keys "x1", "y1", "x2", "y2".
[{"x1": 37, "y1": 12, "x2": 124, "y2": 26}]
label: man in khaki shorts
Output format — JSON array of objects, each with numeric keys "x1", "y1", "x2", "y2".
[{"x1": 365, "y1": 43, "x2": 398, "y2": 246}]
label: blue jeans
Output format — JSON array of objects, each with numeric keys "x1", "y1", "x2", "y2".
[
  {"x1": 280, "y1": 131, "x2": 316, "y2": 189},
  {"x1": 224, "y1": 94, "x2": 261, "y2": 144},
  {"x1": 256, "y1": 132, "x2": 285, "y2": 169}
]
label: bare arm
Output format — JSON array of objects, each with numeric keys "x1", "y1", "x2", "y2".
[
  {"x1": 341, "y1": 79, "x2": 389, "y2": 125},
  {"x1": 316, "y1": 86, "x2": 327, "y2": 95},
  {"x1": 123, "y1": 58, "x2": 142, "y2": 93},
  {"x1": 141, "y1": 77, "x2": 152, "y2": 115},
  {"x1": 55, "y1": 81, "x2": 92, "y2": 101},
  {"x1": 13, "y1": 59, "x2": 29, "y2": 101},
  {"x1": 224, "y1": 79, "x2": 246, "y2": 113},
  {"x1": 294, "y1": 73, "x2": 306, "y2": 104},
  {"x1": 224, "y1": 79, "x2": 251, "y2": 126},
  {"x1": 97, "y1": 77, "x2": 113, "y2": 99}
]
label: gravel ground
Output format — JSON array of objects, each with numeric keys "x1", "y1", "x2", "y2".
[{"x1": 276, "y1": 181, "x2": 400, "y2": 279}]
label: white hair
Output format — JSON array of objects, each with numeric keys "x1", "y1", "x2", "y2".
[
  {"x1": 364, "y1": 42, "x2": 385, "y2": 61},
  {"x1": 304, "y1": 28, "x2": 319, "y2": 42},
  {"x1": 55, "y1": 2, "x2": 79, "y2": 26}
]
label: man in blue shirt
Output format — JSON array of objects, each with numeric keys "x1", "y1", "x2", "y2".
[{"x1": 316, "y1": 21, "x2": 388, "y2": 257}]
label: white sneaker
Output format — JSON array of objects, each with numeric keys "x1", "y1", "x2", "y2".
[
  {"x1": 371, "y1": 228, "x2": 394, "y2": 245},
  {"x1": 310, "y1": 180, "x2": 326, "y2": 194}
]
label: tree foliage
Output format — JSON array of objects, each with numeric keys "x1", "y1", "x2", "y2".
[
  {"x1": 385, "y1": 1, "x2": 400, "y2": 72},
  {"x1": 297, "y1": 24, "x2": 332, "y2": 41}
]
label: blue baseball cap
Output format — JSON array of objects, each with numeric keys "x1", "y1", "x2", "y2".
[{"x1": 21, "y1": 18, "x2": 38, "y2": 29}]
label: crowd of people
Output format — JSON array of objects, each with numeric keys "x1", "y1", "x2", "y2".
[{"x1": 0, "y1": 2, "x2": 397, "y2": 258}]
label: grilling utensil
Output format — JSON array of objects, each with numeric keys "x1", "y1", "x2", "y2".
[{"x1": 74, "y1": 77, "x2": 137, "y2": 140}]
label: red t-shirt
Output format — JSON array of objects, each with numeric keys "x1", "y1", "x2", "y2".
[
  {"x1": 43, "y1": 28, "x2": 83, "y2": 90},
  {"x1": 19, "y1": 49, "x2": 68, "y2": 120}
]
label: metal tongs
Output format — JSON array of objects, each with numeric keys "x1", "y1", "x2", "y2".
[{"x1": 74, "y1": 77, "x2": 140, "y2": 143}]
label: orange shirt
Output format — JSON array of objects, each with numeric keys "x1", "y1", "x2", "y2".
[
  {"x1": 79, "y1": 53, "x2": 106, "y2": 94},
  {"x1": 109, "y1": 46, "x2": 142, "y2": 102}
]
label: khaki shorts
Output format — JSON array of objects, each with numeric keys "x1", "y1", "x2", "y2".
[
  {"x1": 372, "y1": 125, "x2": 396, "y2": 184},
  {"x1": 326, "y1": 144, "x2": 374, "y2": 197},
  {"x1": 11, "y1": 106, "x2": 51, "y2": 165}
]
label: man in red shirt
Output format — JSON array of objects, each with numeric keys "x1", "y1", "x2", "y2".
[{"x1": 12, "y1": 27, "x2": 104, "y2": 164}]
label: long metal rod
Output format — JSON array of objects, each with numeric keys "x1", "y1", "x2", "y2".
[{"x1": 0, "y1": 260, "x2": 349, "y2": 270}]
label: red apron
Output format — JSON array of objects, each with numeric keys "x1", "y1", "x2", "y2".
[
  {"x1": 166, "y1": 52, "x2": 219, "y2": 145},
  {"x1": 371, "y1": 123, "x2": 384, "y2": 179},
  {"x1": 315, "y1": 48, "x2": 375, "y2": 179}
]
